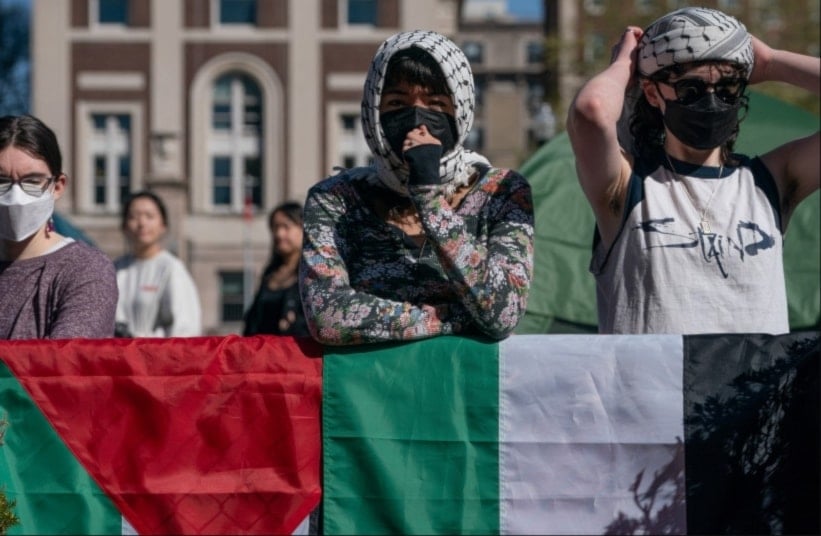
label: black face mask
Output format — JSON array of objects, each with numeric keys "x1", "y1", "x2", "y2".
[
  {"x1": 662, "y1": 93, "x2": 741, "y2": 150},
  {"x1": 380, "y1": 106, "x2": 458, "y2": 159}
]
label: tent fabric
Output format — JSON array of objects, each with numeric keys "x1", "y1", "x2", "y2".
[
  {"x1": 53, "y1": 212, "x2": 96, "y2": 245},
  {"x1": 517, "y1": 90, "x2": 820, "y2": 333}
]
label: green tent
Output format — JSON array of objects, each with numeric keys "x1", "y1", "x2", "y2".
[
  {"x1": 516, "y1": 90, "x2": 820, "y2": 334},
  {"x1": 53, "y1": 212, "x2": 96, "y2": 246}
]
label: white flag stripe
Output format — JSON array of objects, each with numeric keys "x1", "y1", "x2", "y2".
[{"x1": 500, "y1": 334, "x2": 686, "y2": 535}]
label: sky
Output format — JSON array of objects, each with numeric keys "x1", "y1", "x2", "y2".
[
  {"x1": 4, "y1": 0, "x2": 544, "y2": 22},
  {"x1": 507, "y1": 0, "x2": 543, "y2": 21}
]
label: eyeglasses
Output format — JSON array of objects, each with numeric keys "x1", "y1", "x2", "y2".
[
  {"x1": 659, "y1": 77, "x2": 747, "y2": 106},
  {"x1": 0, "y1": 175, "x2": 57, "y2": 197}
]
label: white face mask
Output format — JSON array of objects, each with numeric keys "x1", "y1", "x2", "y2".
[{"x1": 0, "y1": 184, "x2": 55, "y2": 242}]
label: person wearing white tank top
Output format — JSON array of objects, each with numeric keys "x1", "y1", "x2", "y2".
[{"x1": 567, "y1": 7, "x2": 819, "y2": 334}]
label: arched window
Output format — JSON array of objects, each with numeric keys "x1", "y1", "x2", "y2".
[
  {"x1": 189, "y1": 53, "x2": 283, "y2": 215},
  {"x1": 209, "y1": 72, "x2": 263, "y2": 211}
]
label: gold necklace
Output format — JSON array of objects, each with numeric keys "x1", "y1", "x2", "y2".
[{"x1": 665, "y1": 153, "x2": 725, "y2": 234}]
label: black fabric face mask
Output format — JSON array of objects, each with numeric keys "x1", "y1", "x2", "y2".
[
  {"x1": 662, "y1": 93, "x2": 741, "y2": 150},
  {"x1": 380, "y1": 106, "x2": 458, "y2": 159}
]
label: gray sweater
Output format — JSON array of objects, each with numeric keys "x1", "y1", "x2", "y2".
[{"x1": 0, "y1": 240, "x2": 118, "y2": 339}]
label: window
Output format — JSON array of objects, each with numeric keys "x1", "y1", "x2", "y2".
[
  {"x1": 219, "y1": 271, "x2": 245, "y2": 322},
  {"x1": 584, "y1": 33, "x2": 607, "y2": 64},
  {"x1": 583, "y1": 0, "x2": 605, "y2": 16},
  {"x1": 474, "y1": 77, "x2": 486, "y2": 108},
  {"x1": 347, "y1": 0, "x2": 377, "y2": 25},
  {"x1": 526, "y1": 79, "x2": 545, "y2": 113},
  {"x1": 758, "y1": 4, "x2": 782, "y2": 33},
  {"x1": 526, "y1": 41, "x2": 544, "y2": 64},
  {"x1": 717, "y1": 0, "x2": 739, "y2": 11},
  {"x1": 341, "y1": 114, "x2": 358, "y2": 132},
  {"x1": 334, "y1": 109, "x2": 371, "y2": 168},
  {"x1": 462, "y1": 41, "x2": 484, "y2": 64},
  {"x1": 89, "y1": 114, "x2": 132, "y2": 211},
  {"x1": 635, "y1": 0, "x2": 655, "y2": 14},
  {"x1": 97, "y1": 0, "x2": 129, "y2": 24},
  {"x1": 212, "y1": 157, "x2": 232, "y2": 205},
  {"x1": 190, "y1": 53, "x2": 283, "y2": 214},
  {"x1": 219, "y1": 0, "x2": 257, "y2": 24},
  {"x1": 464, "y1": 127, "x2": 484, "y2": 152},
  {"x1": 208, "y1": 72, "x2": 263, "y2": 211},
  {"x1": 244, "y1": 157, "x2": 262, "y2": 207}
]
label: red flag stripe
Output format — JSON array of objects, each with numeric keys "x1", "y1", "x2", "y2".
[{"x1": 0, "y1": 335, "x2": 322, "y2": 535}]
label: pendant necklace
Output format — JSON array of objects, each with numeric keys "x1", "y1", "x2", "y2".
[{"x1": 665, "y1": 153, "x2": 725, "y2": 234}]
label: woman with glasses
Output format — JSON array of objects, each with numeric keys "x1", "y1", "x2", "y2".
[
  {"x1": 0, "y1": 114, "x2": 118, "y2": 339},
  {"x1": 567, "y1": 7, "x2": 819, "y2": 334}
]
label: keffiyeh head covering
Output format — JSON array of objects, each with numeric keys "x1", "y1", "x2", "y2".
[
  {"x1": 638, "y1": 7, "x2": 754, "y2": 79},
  {"x1": 361, "y1": 30, "x2": 490, "y2": 196}
]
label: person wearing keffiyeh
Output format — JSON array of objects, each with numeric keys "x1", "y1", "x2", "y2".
[
  {"x1": 567, "y1": 7, "x2": 819, "y2": 335},
  {"x1": 299, "y1": 30, "x2": 534, "y2": 345}
]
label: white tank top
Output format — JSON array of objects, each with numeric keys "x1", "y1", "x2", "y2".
[{"x1": 591, "y1": 153, "x2": 789, "y2": 335}]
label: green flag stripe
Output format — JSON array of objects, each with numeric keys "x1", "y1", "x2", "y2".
[
  {"x1": 322, "y1": 336, "x2": 500, "y2": 535},
  {"x1": 0, "y1": 362, "x2": 122, "y2": 535}
]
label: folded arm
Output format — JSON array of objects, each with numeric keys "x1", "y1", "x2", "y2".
[
  {"x1": 410, "y1": 169, "x2": 534, "y2": 339},
  {"x1": 299, "y1": 185, "x2": 461, "y2": 345}
]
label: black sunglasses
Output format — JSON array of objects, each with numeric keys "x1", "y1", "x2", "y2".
[{"x1": 658, "y1": 77, "x2": 747, "y2": 106}]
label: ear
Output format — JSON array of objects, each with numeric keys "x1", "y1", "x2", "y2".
[
  {"x1": 641, "y1": 79, "x2": 663, "y2": 109},
  {"x1": 51, "y1": 173, "x2": 67, "y2": 201}
]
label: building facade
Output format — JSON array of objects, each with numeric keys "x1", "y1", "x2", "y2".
[
  {"x1": 456, "y1": 6, "x2": 554, "y2": 169},
  {"x1": 31, "y1": 0, "x2": 460, "y2": 334}
]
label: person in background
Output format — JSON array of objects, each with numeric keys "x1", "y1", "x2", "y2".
[
  {"x1": 0, "y1": 114, "x2": 118, "y2": 339},
  {"x1": 243, "y1": 201, "x2": 309, "y2": 337},
  {"x1": 114, "y1": 190, "x2": 202, "y2": 337},
  {"x1": 567, "y1": 7, "x2": 819, "y2": 335},
  {"x1": 299, "y1": 30, "x2": 534, "y2": 345}
]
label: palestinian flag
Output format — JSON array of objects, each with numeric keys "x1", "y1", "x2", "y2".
[
  {"x1": 1, "y1": 333, "x2": 817, "y2": 534},
  {"x1": 323, "y1": 333, "x2": 819, "y2": 535},
  {"x1": 0, "y1": 335, "x2": 322, "y2": 535}
]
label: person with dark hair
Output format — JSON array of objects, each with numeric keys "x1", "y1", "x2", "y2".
[
  {"x1": 567, "y1": 7, "x2": 819, "y2": 335},
  {"x1": 243, "y1": 201, "x2": 309, "y2": 337},
  {"x1": 0, "y1": 114, "x2": 118, "y2": 339},
  {"x1": 114, "y1": 190, "x2": 202, "y2": 337},
  {"x1": 299, "y1": 30, "x2": 534, "y2": 345}
]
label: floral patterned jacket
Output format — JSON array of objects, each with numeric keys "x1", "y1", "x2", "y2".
[{"x1": 299, "y1": 166, "x2": 534, "y2": 345}]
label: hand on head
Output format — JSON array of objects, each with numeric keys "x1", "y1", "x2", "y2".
[
  {"x1": 747, "y1": 36, "x2": 774, "y2": 85},
  {"x1": 610, "y1": 26, "x2": 643, "y2": 66}
]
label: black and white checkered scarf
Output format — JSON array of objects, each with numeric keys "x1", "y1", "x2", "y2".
[
  {"x1": 638, "y1": 7, "x2": 754, "y2": 78},
  {"x1": 617, "y1": 7, "x2": 755, "y2": 153},
  {"x1": 361, "y1": 30, "x2": 490, "y2": 196}
]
